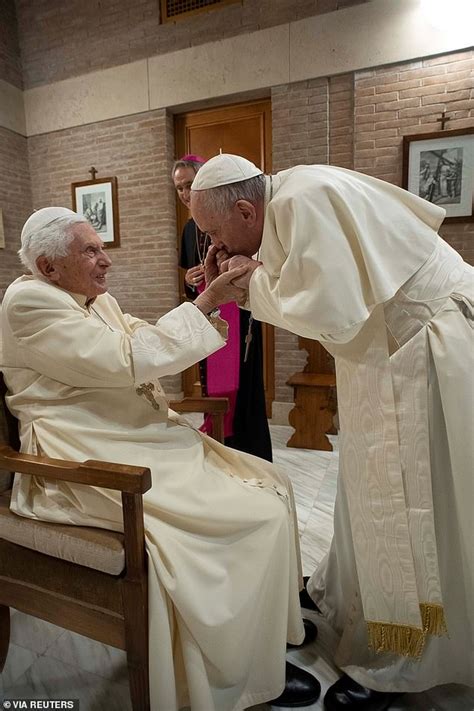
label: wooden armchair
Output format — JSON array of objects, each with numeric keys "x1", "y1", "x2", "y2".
[{"x1": 0, "y1": 373, "x2": 228, "y2": 711}]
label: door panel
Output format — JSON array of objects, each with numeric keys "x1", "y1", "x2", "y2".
[{"x1": 174, "y1": 99, "x2": 274, "y2": 414}]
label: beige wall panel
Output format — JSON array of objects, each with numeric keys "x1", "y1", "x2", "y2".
[
  {"x1": 0, "y1": 79, "x2": 25, "y2": 135},
  {"x1": 290, "y1": 0, "x2": 474, "y2": 83},
  {"x1": 24, "y1": 61, "x2": 149, "y2": 136},
  {"x1": 148, "y1": 25, "x2": 289, "y2": 110}
]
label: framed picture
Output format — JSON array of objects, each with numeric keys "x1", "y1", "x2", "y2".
[
  {"x1": 71, "y1": 176, "x2": 120, "y2": 247},
  {"x1": 402, "y1": 127, "x2": 474, "y2": 223}
]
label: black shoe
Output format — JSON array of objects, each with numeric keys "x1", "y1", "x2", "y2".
[
  {"x1": 271, "y1": 662, "x2": 321, "y2": 707},
  {"x1": 287, "y1": 618, "x2": 318, "y2": 649},
  {"x1": 324, "y1": 674, "x2": 402, "y2": 711},
  {"x1": 299, "y1": 576, "x2": 321, "y2": 613}
]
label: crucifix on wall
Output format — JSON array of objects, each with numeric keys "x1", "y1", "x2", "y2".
[{"x1": 437, "y1": 111, "x2": 451, "y2": 130}]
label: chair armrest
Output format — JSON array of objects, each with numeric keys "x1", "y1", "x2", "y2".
[
  {"x1": 169, "y1": 397, "x2": 229, "y2": 414},
  {"x1": 0, "y1": 445, "x2": 151, "y2": 495},
  {"x1": 169, "y1": 397, "x2": 228, "y2": 444}
]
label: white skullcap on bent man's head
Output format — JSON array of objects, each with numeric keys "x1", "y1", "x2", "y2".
[{"x1": 191, "y1": 154, "x2": 263, "y2": 191}]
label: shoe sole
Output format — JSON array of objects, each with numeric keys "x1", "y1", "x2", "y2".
[{"x1": 272, "y1": 690, "x2": 322, "y2": 708}]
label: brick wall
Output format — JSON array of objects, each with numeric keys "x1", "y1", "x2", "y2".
[
  {"x1": 329, "y1": 73, "x2": 354, "y2": 169},
  {"x1": 0, "y1": 127, "x2": 32, "y2": 300},
  {"x1": 27, "y1": 109, "x2": 182, "y2": 393},
  {"x1": 354, "y1": 49, "x2": 474, "y2": 264},
  {"x1": 269, "y1": 50, "x2": 472, "y2": 406},
  {"x1": 0, "y1": 0, "x2": 22, "y2": 88},
  {"x1": 15, "y1": 0, "x2": 368, "y2": 89},
  {"x1": 271, "y1": 77, "x2": 330, "y2": 404}
]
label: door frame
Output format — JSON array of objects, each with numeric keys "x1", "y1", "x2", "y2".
[{"x1": 174, "y1": 99, "x2": 275, "y2": 416}]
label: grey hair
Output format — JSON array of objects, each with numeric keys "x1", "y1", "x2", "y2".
[
  {"x1": 18, "y1": 214, "x2": 88, "y2": 274},
  {"x1": 192, "y1": 174, "x2": 266, "y2": 215},
  {"x1": 171, "y1": 158, "x2": 205, "y2": 179}
]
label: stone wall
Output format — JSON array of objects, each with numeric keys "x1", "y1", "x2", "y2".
[{"x1": 15, "y1": 0, "x2": 367, "y2": 89}]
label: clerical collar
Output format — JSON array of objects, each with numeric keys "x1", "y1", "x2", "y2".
[
  {"x1": 264, "y1": 173, "x2": 279, "y2": 211},
  {"x1": 62, "y1": 290, "x2": 96, "y2": 310},
  {"x1": 36, "y1": 275, "x2": 96, "y2": 309}
]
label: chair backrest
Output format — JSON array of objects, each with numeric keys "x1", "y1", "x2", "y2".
[{"x1": 0, "y1": 372, "x2": 19, "y2": 492}]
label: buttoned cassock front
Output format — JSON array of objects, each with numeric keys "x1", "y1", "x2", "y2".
[{"x1": 0, "y1": 276, "x2": 304, "y2": 711}]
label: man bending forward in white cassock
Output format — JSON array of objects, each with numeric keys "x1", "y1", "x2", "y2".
[
  {"x1": 0, "y1": 207, "x2": 322, "y2": 711},
  {"x1": 190, "y1": 154, "x2": 474, "y2": 711}
]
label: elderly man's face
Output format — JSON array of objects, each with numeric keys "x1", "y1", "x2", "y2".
[
  {"x1": 190, "y1": 193, "x2": 263, "y2": 257},
  {"x1": 41, "y1": 222, "x2": 112, "y2": 298}
]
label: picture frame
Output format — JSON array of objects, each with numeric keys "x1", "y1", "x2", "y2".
[
  {"x1": 71, "y1": 176, "x2": 120, "y2": 247},
  {"x1": 402, "y1": 127, "x2": 474, "y2": 223}
]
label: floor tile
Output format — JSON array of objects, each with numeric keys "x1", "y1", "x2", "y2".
[
  {"x1": 1, "y1": 642, "x2": 39, "y2": 690},
  {"x1": 9, "y1": 611, "x2": 65, "y2": 655},
  {"x1": 44, "y1": 630, "x2": 129, "y2": 684},
  {"x1": 4, "y1": 655, "x2": 132, "y2": 711}
]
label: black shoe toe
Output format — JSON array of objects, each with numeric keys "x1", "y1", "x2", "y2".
[
  {"x1": 324, "y1": 674, "x2": 402, "y2": 711},
  {"x1": 299, "y1": 576, "x2": 321, "y2": 613},
  {"x1": 287, "y1": 618, "x2": 318, "y2": 649},
  {"x1": 271, "y1": 662, "x2": 321, "y2": 708}
]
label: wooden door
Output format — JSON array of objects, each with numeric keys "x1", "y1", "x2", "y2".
[{"x1": 174, "y1": 99, "x2": 274, "y2": 415}]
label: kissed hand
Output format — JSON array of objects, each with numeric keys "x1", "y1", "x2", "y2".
[
  {"x1": 204, "y1": 245, "x2": 230, "y2": 285},
  {"x1": 194, "y1": 264, "x2": 248, "y2": 314},
  {"x1": 220, "y1": 255, "x2": 262, "y2": 290}
]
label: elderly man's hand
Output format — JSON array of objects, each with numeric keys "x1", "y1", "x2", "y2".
[
  {"x1": 194, "y1": 265, "x2": 248, "y2": 315},
  {"x1": 204, "y1": 245, "x2": 230, "y2": 285}
]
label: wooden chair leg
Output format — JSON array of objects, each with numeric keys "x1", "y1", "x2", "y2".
[
  {"x1": 123, "y1": 580, "x2": 150, "y2": 711},
  {"x1": 0, "y1": 604, "x2": 10, "y2": 672}
]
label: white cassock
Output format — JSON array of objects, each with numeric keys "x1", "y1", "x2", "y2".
[
  {"x1": 247, "y1": 165, "x2": 473, "y2": 692},
  {"x1": 0, "y1": 275, "x2": 305, "y2": 711}
]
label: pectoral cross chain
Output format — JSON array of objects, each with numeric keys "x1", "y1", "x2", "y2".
[{"x1": 244, "y1": 316, "x2": 254, "y2": 363}]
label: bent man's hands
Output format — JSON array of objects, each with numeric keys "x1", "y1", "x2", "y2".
[
  {"x1": 204, "y1": 245, "x2": 231, "y2": 285},
  {"x1": 194, "y1": 265, "x2": 248, "y2": 315},
  {"x1": 220, "y1": 255, "x2": 262, "y2": 290},
  {"x1": 198, "y1": 250, "x2": 262, "y2": 314}
]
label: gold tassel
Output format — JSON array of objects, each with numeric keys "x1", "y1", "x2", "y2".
[
  {"x1": 420, "y1": 602, "x2": 448, "y2": 637},
  {"x1": 367, "y1": 603, "x2": 448, "y2": 659},
  {"x1": 367, "y1": 621, "x2": 425, "y2": 659}
]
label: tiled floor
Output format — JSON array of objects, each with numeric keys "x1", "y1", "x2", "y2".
[{"x1": 1, "y1": 426, "x2": 473, "y2": 710}]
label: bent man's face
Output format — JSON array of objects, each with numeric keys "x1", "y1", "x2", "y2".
[
  {"x1": 50, "y1": 223, "x2": 112, "y2": 298},
  {"x1": 190, "y1": 193, "x2": 262, "y2": 257}
]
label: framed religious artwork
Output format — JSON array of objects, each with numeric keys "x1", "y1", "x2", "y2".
[
  {"x1": 402, "y1": 127, "x2": 474, "y2": 223},
  {"x1": 71, "y1": 175, "x2": 120, "y2": 247}
]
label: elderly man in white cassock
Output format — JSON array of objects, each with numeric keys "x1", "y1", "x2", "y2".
[
  {"x1": 190, "y1": 155, "x2": 474, "y2": 711},
  {"x1": 0, "y1": 207, "x2": 323, "y2": 711}
]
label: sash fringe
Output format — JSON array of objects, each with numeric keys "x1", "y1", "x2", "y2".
[
  {"x1": 367, "y1": 603, "x2": 448, "y2": 659},
  {"x1": 420, "y1": 602, "x2": 448, "y2": 637}
]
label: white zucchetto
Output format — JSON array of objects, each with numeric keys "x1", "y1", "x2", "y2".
[
  {"x1": 191, "y1": 154, "x2": 263, "y2": 191},
  {"x1": 21, "y1": 207, "x2": 78, "y2": 243}
]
